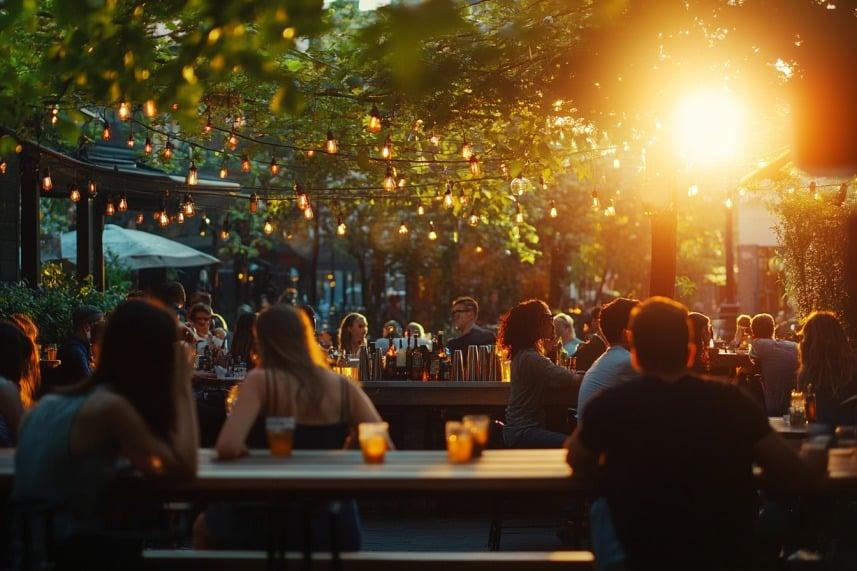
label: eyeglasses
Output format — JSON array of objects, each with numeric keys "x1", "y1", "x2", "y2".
[{"x1": 451, "y1": 308, "x2": 473, "y2": 316}]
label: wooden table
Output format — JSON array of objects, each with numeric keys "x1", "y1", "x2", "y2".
[{"x1": 769, "y1": 417, "x2": 810, "y2": 439}]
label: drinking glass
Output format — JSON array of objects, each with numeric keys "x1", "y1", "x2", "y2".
[
  {"x1": 358, "y1": 422, "x2": 389, "y2": 464},
  {"x1": 446, "y1": 421, "x2": 474, "y2": 463},
  {"x1": 44, "y1": 344, "x2": 58, "y2": 361},
  {"x1": 266, "y1": 416, "x2": 296, "y2": 457},
  {"x1": 462, "y1": 415, "x2": 490, "y2": 458}
]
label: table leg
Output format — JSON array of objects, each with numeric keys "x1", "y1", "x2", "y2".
[{"x1": 488, "y1": 497, "x2": 503, "y2": 551}]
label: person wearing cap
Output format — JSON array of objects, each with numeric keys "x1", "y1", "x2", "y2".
[{"x1": 50, "y1": 306, "x2": 104, "y2": 389}]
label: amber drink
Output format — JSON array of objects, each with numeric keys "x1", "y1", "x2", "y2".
[
  {"x1": 359, "y1": 422, "x2": 389, "y2": 464},
  {"x1": 463, "y1": 415, "x2": 490, "y2": 458},
  {"x1": 266, "y1": 416, "x2": 296, "y2": 457}
]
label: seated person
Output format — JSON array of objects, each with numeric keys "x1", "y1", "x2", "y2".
[
  {"x1": 750, "y1": 313, "x2": 798, "y2": 416},
  {"x1": 49, "y1": 306, "x2": 103, "y2": 390},
  {"x1": 572, "y1": 307, "x2": 607, "y2": 370},
  {"x1": 0, "y1": 321, "x2": 34, "y2": 446},
  {"x1": 188, "y1": 303, "x2": 226, "y2": 351},
  {"x1": 567, "y1": 297, "x2": 820, "y2": 570},
  {"x1": 447, "y1": 296, "x2": 496, "y2": 356},
  {"x1": 553, "y1": 313, "x2": 582, "y2": 356}
]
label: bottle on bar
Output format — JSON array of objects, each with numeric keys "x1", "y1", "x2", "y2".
[
  {"x1": 411, "y1": 335, "x2": 425, "y2": 380},
  {"x1": 437, "y1": 332, "x2": 451, "y2": 381},
  {"x1": 405, "y1": 330, "x2": 415, "y2": 379},
  {"x1": 396, "y1": 331, "x2": 408, "y2": 379},
  {"x1": 383, "y1": 331, "x2": 397, "y2": 379}
]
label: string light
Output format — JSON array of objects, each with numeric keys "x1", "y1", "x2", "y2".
[
  {"x1": 500, "y1": 162, "x2": 508, "y2": 177},
  {"x1": 383, "y1": 165, "x2": 397, "y2": 192},
  {"x1": 724, "y1": 197, "x2": 733, "y2": 209},
  {"x1": 182, "y1": 193, "x2": 195, "y2": 217},
  {"x1": 118, "y1": 102, "x2": 130, "y2": 121},
  {"x1": 591, "y1": 189, "x2": 599, "y2": 209},
  {"x1": 199, "y1": 216, "x2": 209, "y2": 236},
  {"x1": 429, "y1": 130, "x2": 440, "y2": 147},
  {"x1": 118, "y1": 192, "x2": 128, "y2": 212},
  {"x1": 381, "y1": 135, "x2": 393, "y2": 160},
  {"x1": 263, "y1": 216, "x2": 274, "y2": 235},
  {"x1": 69, "y1": 184, "x2": 81, "y2": 203},
  {"x1": 613, "y1": 158, "x2": 621, "y2": 169},
  {"x1": 135, "y1": 212, "x2": 144, "y2": 225},
  {"x1": 249, "y1": 192, "x2": 259, "y2": 213},
  {"x1": 326, "y1": 130, "x2": 338, "y2": 155},
  {"x1": 204, "y1": 115, "x2": 213, "y2": 134},
  {"x1": 41, "y1": 169, "x2": 52, "y2": 192},
  {"x1": 163, "y1": 140, "x2": 173, "y2": 160},
  {"x1": 367, "y1": 105, "x2": 382, "y2": 133},
  {"x1": 443, "y1": 183, "x2": 454, "y2": 208},
  {"x1": 475, "y1": 245, "x2": 484, "y2": 254},
  {"x1": 241, "y1": 155, "x2": 251, "y2": 172},
  {"x1": 539, "y1": 176, "x2": 548, "y2": 192},
  {"x1": 102, "y1": 120, "x2": 111, "y2": 141},
  {"x1": 127, "y1": 129, "x2": 135, "y2": 148},
  {"x1": 186, "y1": 161, "x2": 198, "y2": 185},
  {"x1": 219, "y1": 163, "x2": 228, "y2": 178},
  {"x1": 468, "y1": 208, "x2": 479, "y2": 227},
  {"x1": 50, "y1": 105, "x2": 59, "y2": 126},
  {"x1": 468, "y1": 155, "x2": 480, "y2": 176},
  {"x1": 177, "y1": 211, "x2": 185, "y2": 224},
  {"x1": 227, "y1": 131, "x2": 239, "y2": 150},
  {"x1": 270, "y1": 156, "x2": 280, "y2": 175},
  {"x1": 515, "y1": 202, "x2": 524, "y2": 224},
  {"x1": 0, "y1": 159, "x2": 6, "y2": 174},
  {"x1": 144, "y1": 134, "x2": 153, "y2": 155},
  {"x1": 159, "y1": 208, "x2": 169, "y2": 226},
  {"x1": 417, "y1": 204, "x2": 425, "y2": 216},
  {"x1": 87, "y1": 179, "x2": 97, "y2": 197},
  {"x1": 306, "y1": 149, "x2": 315, "y2": 157},
  {"x1": 687, "y1": 185, "x2": 699, "y2": 197},
  {"x1": 144, "y1": 99, "x2": 157, "y2": 117},
  {"x1": 428, "y1": 221, "x2": 437, "y2": 241},
  {"x1": 220, "y1": 218, "x2": 230, "y2": 240},
  {"x1": 304, "y1": 202, "x2": 314, "y2": 220},
  {"x1": 337, "y1": 214, "x2": 347, "y2": 236},
  {"x1": 461, "y1": 137, "x2": 472, "y2": 160},
  {"x1": 549, "y1": 200, "x2": 558, "y2": 218},
  {"x1": 105, "y1": 195, "x2": 116, "y2": 216},
  {"x1": 398, "y1": 220, "x2": 409, "y2": 235},
  {"x1": 604, "y1": 199, "x2": 616, "y2": 217},
  {"x1": 459, "y1": 190, "x2": 468, "y2": 207},
  {"x1": 510, "y1": 176, "x2": 526, "y2": 196}
]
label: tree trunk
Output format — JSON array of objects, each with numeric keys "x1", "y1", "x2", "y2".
[{"x1": 370, "y1": 249, "x2": 386, "y2": 335}]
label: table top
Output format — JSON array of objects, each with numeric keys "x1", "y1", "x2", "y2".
[{"x1": 769, "y1": 417, "x2": 810, "y2": 436}]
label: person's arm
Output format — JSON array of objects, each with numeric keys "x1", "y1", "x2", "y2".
[
  {"x1": 754, "y1": 431, "x2": 823, "y2": 491},
  {"x1": 61, "y1": 342, "x2": 91, "y2": 382},
  {"x1": 0, "y1": 380, "x2": 24, "y2": 443},
  {"x1": 215, "y1": 369, "x2": 265, "y2": 459},
  {"x1": 527, "y1": 351, "x2": 582, "y2": 389}
]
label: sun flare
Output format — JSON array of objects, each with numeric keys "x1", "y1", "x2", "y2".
[{"x1": 673, "y1": 90, "x2": 746, "y2": 164}]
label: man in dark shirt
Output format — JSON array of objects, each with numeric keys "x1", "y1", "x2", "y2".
[
  {"x1": 567, "y1": 297, "x2": 819, "y2": 570},
  {"x1": 51, "y1": 306, "x2": 104, "y2": 389},
  {"x1": 446, "y1": 296, "x2": 496, "y2": 356},
  {"x1": 571, "y1": 306, "x2": 606, "y2": 370}
]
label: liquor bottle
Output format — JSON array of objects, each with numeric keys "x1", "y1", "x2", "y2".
[
  {"x1": 411, "y1": 336, "x2": 425, "y2": 381},
  {"x1": 437, "y1": 332, "x2": 451, "y2": 381},
  {"x1": 383, "y1": 331, "x2": 397, "y2": 379},
  {"x1": 428, "y1": 334, "x2": 441, "y2": 380},
  {"x1": 805, "y1": 384, "x2": 817, "y2": 423},
  {"x1": 405, "y1": 331, "x2": 415, "y2": 379},
  {"x1": 396, "y1": 332, "x2": 408, "y2": 379}
]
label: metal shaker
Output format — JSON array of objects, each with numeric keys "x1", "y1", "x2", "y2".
[
  {"x1": 451, "y1": 349, "x2": 465, "y2": 381},
  {"x1": 478, "y1": 345, "x2": 492, "y2": 381},
  {"x1": 357, "y1": 345, "x2": 370, "y2": 383},
  {"x1": 466, "y1": 345, "x2": 480, "y2": 382}
]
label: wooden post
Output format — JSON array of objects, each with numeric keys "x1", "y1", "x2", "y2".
[
  {"x1": 92, "y1": 195, "x2": 105, "y2": 291},
  {"x1": 20, "y1": 147, "x2": 40, "y2": 288},
  {"x1": 75, "y1": 196, "x2": 92, "y2": 281},
  {"x1": 649, "y1": 207, "x2": 677, "y2": 298}
]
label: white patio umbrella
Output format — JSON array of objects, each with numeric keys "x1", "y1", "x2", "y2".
[{"x1": 60, "y1": 224, "x2": 219, "y2": 270}]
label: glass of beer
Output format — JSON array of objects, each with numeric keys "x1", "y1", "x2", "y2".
[
  {"x1": 266, "y1": 416, "x2": 296, "y2": 457},
  {"x1": 462, "y1": 414, "x2": 490, "y2": 458},
  {"x1": 44, "y1": 344, "x2": 58, "y2": 361},
  {"x1": 446, "y1": 421, "x2": 474, "y2": 463},
  {"x1": 358, "y1": 422, "x2": 389, "y2": 464}
]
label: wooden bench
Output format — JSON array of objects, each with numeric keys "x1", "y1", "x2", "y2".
[{"x1": 143, "y1": 549, "x2": 595, "y2": 570}]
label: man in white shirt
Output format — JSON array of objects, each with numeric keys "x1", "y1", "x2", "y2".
[
  {"x1": 749, "y1": 313, "x2": 798, "y2": 416},
  {"x1": 577, "y1": 298, "x2": 640, "y2": 421}
]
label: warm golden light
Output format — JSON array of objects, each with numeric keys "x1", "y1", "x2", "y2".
[
  {"x1": 326, "y1": 130, "x2": 338, "y2": 154},
  {"x1": 383, "y1": 165, "x2": 397, "y2": 192},
  {"x1": 337, "y1": 215, "x2": 347, "y2": 236},
  {"x1": 144, "y1": 99, "x2": 157, "y2": 117},
  {"x1": 367, "y1": 105, "x2": 382, "y2": 133},
  {"x1": 219, "y1": 164, "x2": 228, "y2": 178},
  {"x1": 398, "y1": 221, "x2": 409, "y2": 235},
  {"x1": 118, "y1": 102, "x2": 130, "y2": 121},
  {"x1": 135, "y1": 212, "x2": 144, "y2": 225},
  {"x1": 249, "y1": 192, "x2": 259, "y2": 213},
  {"x1": 144, "y1": 136, "x2": 153, "y2": 155},
  {"x1": 118, "y1": 193, "x2": 128, "y2": 212},
  {"x1": 105, "y1": 196, "x2": 116, "y2": 216},
  {"x1": 263, "y1": 217, "x2": 274, "y2": 235},
  {"x1": 69, "y1": 185, "x2": 81, "y2": 203},
  {"x1": 186, "y1": 162, "x2": 198, "y2": 185},
  {"x1": 163, "y1": 141, "x2": 173, "y2": 160},
  {"x1": 549, "y1": 201, "x2": 558, "y2": 218},
  {"x1": 673, "y1": 89, "x2": 745, "y2": 164},
  {"x1": 241, "y1": 155, "x2": 251, "y2": 172},
  {"x1": 428, "y1": 221, "x2": 437, "y2": 241},
  {"x1": 41, "y1": 170, "x2": 53, "y2": 191},
  {"x1": 304, "y1": 204, "x2": 314, "y2": 220},
  {"x1": 417, "y1": 204, "x2": 425, "y2": 216},
  {"x1": 381, "y1": 135, "x2": 392, "y2": 159}
]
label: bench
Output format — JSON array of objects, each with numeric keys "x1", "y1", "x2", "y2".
[{"x1": 143, "y1": 549, "x2": 596, "y2": 570}]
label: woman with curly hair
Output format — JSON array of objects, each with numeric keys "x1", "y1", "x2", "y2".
[
  {"x1": 797, "y1": 311, "x2": 857, "y2": 426},
  {"x1": 499, "y1": 299, "x2": 582, "y2": 448}
]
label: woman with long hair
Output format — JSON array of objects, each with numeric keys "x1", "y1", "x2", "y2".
[
  {"x1": 688, "y1": 312, "x2": 713, "y2": 373},
  {"x1": 230, "y1": 312, "x2": 258, "y2": 368},
  {"x1": 196, "y1": 305, "x2": 386, "y2": 550},
  {"x1": 797, "y1": 311, "x2": 857, "y2": 426},
  {"x1": 5, "y1": 315, "x2": 40, "y2": 408},
  {"x1": 0, "y1": 321, "x2": 31, "y2": 446},
  {"x1": 13, "y1": 300, "x2": 199, "y2": 562},
  {"x1": 499, "y1": 299, "x2": 581, "y2": 448},
  {"x1": 337, "y1": 312, "x2": 368, "y2": 356}
]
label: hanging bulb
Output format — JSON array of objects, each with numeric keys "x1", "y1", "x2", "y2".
[
  {"x1": 0, "y1": 159, "x2": 7, "y2": 174},
  {"x1": 591, "y1": 189, "x2": 599, "y2": 209},
  {"x1": 468, "y1": 209, "x2": 479, "y2": 227},
  {"x1": 459, "y1": 190, "x2": 468, "y2": 207},
  {"x1": 515, "y1": 202, "x2": 524, "y2": 224},
  {"x1": 383, "y1": 165, "x2": 397, "y2": 192},
  {"x1": 69, "y1": 184, "x2": 81, "y2": 203},
  {"x1": 688, "y1": 184, "x2": 699, "y2": 197},
  {"x1": 118, "y1": 102, "x2": 130, "y2": 121},
  {"x1": 549, "y1": 200, "x2": 558, "y2": 218},
  {"x1": 304, "y1": 203, "x2": 314, "y2": 220},
  {"x1": 469, "y1": 155, "x2": 480, "y2": 176},
  {"x1": 118, "y1": 193, "x2": 128, "y2": 212},
  {"x1": 337, "y1": 214, "x2": 347, "y2": 236},
  {"x1": 159, "y1": 209, "x2": 169, "y2": 227},
  {"x1": 429, "y1": 130, "x2": 440, "y2": 147},
  {"x1": 613, "y1": 158, "x2": 621, "y2": 169},
  {"x1": 381, "y1": 135, "x2": 393, "y2": 159},
  {"x1": 177, "y1": 211, "x2": 185, "y2": 224},
  {"x1": 249, "y1": 192, "x2": 259, "y2": 213},
  {"x1": 126, "y1": 131, "x2": 135, "y2": 148},
  {"x1": 326, "y1": 130, "x2": 338, "y2": 154},
  {"x1": 41, "y1": 169, "x2": 53, "y2": 192},
  {"x1": 724, "y1": 197, "x2": 733, "y2": 209},
  {"x1": 135, "y1": 212, "x2": 144, "y2": 225},
  {"x1": 428, "y1": 221, "x2": 437, "y2": 241},
  {"x1": 540, "y1": 176, "x2": 548, "y2": 192},
  {"x1": 241, "y1": 155, "x2": 251, "y2": 172},
  {"x1": 204, "y1": 115, "x2": 213, "y2": 134},
  {"x1": 87, "y1": 179, "x2": 97, "y2": 197},
  {"x1": 809, "y1": 181, "x2": 819, "y2": 200},
  {"x1": 105, "y1": 195, "x2": 116, "y2": 216},
  {"x1": 296, "y1": 192, "x2": 309, "y2": 211},
  {"x1": 199, "y1": 216, "x2": 209, "y2": 236},
  {"x1": 144, "y1": 135, "x2": 153, "y2": 155},
  {"x1": 306, "y1": 149, "x2": 315, "y2": 157},
  {"x1": 102, "y1": 120, "x2": 111, "y2": 141},
  {"x1": 220, "y1": 219, "x2": 230, "y2": 240},
  {"x1": 263, "y1": 217, "x2": 274, "y2": 235},
  {"x1": 163, "y1": 140, "x2": 173, "y2": 160},
  {"x1": 398, "y1": 175, "x2": 407, "y2": 189},
  {"x1": 500, "y1": 162, "x2": 508, "y2": 177},
  {"x1": 443, "y1": 184, "x2": 454, "y2": 208},
  {"x1": 269, "y1": 156, "x2": 279, "y2": 175},
  {"x1": 461, "y1": 138, "x2": 472, "y2": 160},
  {"x1": 219, "y1": 163, "x2": 228, "y2": 179},
  {"x1": 604, "y1": 199, "x2": 616, "y2": 217},
  {"x1": 367, "y1": 104, "x2": 382, "y2": 133},
  {"x1": 398, "y1": 220, "x2": 409, "y2": 235},
  {"x1": 186, "y1": 161, "x2": 198, "y2": 185},
  {"x1": 50, "y1": 105, "x2": 59, "y2": 126},
  {"x1": 182, "y1": 193, "x2": 195, "y2": 217},
  {"x1": 417, "y1": 204, "x2": 425, "y2": 216},
  {"x1": 144, "y1": 99, "x2": 157, "y2": 118},
  {"x1": 475, "y1": 245, "x2": 484, "y2": 254},
  {"x1": 228, "y1": 131, "x2": 239, "y2": 150}
]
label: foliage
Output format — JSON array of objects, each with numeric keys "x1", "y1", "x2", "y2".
[{"x1": 0, "y1": 263, "x2": 127, "y2": 343}]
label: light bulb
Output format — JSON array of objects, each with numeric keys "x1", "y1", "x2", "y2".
[
  {"x1": 306, "y1": 149, "x2": 315, "y2": 157},
  {"x1": 326, "y1": 130, "x2": 338, "y2": 154},
  {"x1": 127, "y1": 133, "x2": 135, "y2": 148},
  {"x1": 549, "y1": 201, "x2": 558, "y2": 218},
  {"x1": 461, "y1": 138, "x2": 472, "y2": 160},
  {"x1": 163, "y1": 141, "x2": 173, "y2": 160},
  {"x1": 270, "y1": 156, "x2": 279, "y2": 175},
  {"x1": 500, "y1": 162, "x2": 508, "y2": 177},
  {"x1": 263, "y1": 217, "x2": 274, "y2": 235},
  {"x1": 515, "y1": 203, "x2": 524, "y2": 224},
  {"x1": 591, "y1": 190, "x2": 599, "y2": 209},
  {"x1": 220, "y1": 220, "x2": 230, "y2": 240},
  {"x1": 724, "y1": 197, "x2": 733, "y2": 209},
  {"x1": 443, "y1": 187, "x2": 453, "y2": 208},
  {"x1": 159, "y1": 210, "x2": 169, "y2": 226},
  {"x1": 118, "y1": 102, "x2": 130, "y2": 121},
  {"x1": 381, "y1": 135, "x2": 392, "y2": 159},
  {"x1": 241, "y1": 155, "x2": 251, "y2": 172},
  {"x1": 144, "y1": 136, "x2": 153, "y2": 155},
  {"x1": 183, "y1": 194, "x2": 195, "y2": 217},
  {"x1": 398, "y1": 221, "x2": 409, "y2": 235},
  {"x1": 367, "y1": 105, "x2": 382, "y2": 133},
  {"x1": 417, "y1": 204, "x2": 425, "y2": 216},
  {"x1": 198, "y1": 217, "x2": 209, "y2": 236},
  {"x1": 304, "y1": 204, "x2": 314, "y2": 220},
  {"x1": 469, "y1": 155, "x2": 480, "y2": 176},
  {"x1": 135, "y1": 212, "x2": 144, "y2": 225},
  {"x1": 428, "y1": 221, "x2": 437, "y2": 241},
  {"x1": 144, "y1": 99, "x2": 157, "y2": 117},
  {"x1": 118, "y1": 193, "x2": 128, "y2": 212},
  {"x1": 187, "y1": 162, "x2": 198, "y2": 185},
  {"x1": 604, "y1": 200, "x2": 616, "y2": 217},
  {"x1": 50, "y1": 106, "x2": 59, "y2": 126},
  {"x1": 475, "y1": 245, "x2": 484, "y2": 254},
  {"x1": 219, "y1": 164, "x2": 228, "y2": 178},
  {"x1": 468, "y1": 210, "x2": 479, "y2": 227},
  {"x1": 613, "y1": 158, "x2": 621, "y2": 169},
  {"x1": 228, "y1": 131, "x2": 239, "y2": 150},
  {"x1": 337, "y1": 215, "x2": 347, "y2": 236},
  {"x1": 87, "y1": 179, "x2": 97, "y2": 197},
  {"x1": 177, "y1": 211, "x2": 185, "y2": 224},
  {"x1": 41, "y1": 169, "x2": 52, "y2": 191},
  {"x1": 0, "y1": 159, "x2": 6, "y2": 174},
  {"x1": 383, "y1": 165, "x2": 397, "y2": 192},
  {"x1": 204, "y1": 116, "x2": 213, "y2": 134},
  {"x1": 688, "y1": 185, "x2": 699, "y2": 197},
  {"x1": 540, "y1": 176, "x2": 548, "y2": 191},
  {"x1": 102, "y1": 121, "x2": 111, "y2": 141},
  {"x1": 249, "y1": 192, "x2": 259, "y2": 213},
  {"x1": 69, "y1": 185, "x2": 81, "y2": 203},
  {"x1": 459, "y1": 191, "x2": 468, "y2": 207},
  {"x1": 105, "y1": 196, "x2": 116, "y2": 216},
  {"x1": 297, "y1": 192, "x2": 309, "y2": 211}
]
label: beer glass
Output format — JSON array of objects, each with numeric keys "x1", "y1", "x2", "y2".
[
  {"x1": 266, "y1": 416, "x2": 296, "y2": 457},
  {"x1": 463, "y1": 414, "x2": 490, "y2": 458},
  {"x1": 358, "y1": 422, "x2": 389, "y2": 464},
  {"x1": 445, "y1": 421, "x2": 474, "y2": 463}
]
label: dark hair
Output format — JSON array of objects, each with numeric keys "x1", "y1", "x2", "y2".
[
  {"x1": 688, "y1": 312, "x2": 712, "y2": 371},
  {"x1": 189, "y1": 291, "x2": 213, "y2": 307},
  {"x1": 78, "y1": 300, "x2": 179, "y2": 439},
  {"x1": 798, "y1": 311, "x2": 853, "y2": 397},
  {"x1": 73, "y1": 305, "x2": 103, "y2": 330},
  {"x1": 161, "y1": 281, "x2": 186, "y2": 306},
  {"x1": 630, "y1": 297, "x2": 691, "y2": 374},
  {"x1": 231, "y1": 312, "x2": 258, "y2": 367},
  {"x1": 497, "y1": 299, "x2": 551, "y2": 358},
  {"x1": 588, "y1": 306, "x2": 602, "y2": 326},
  {"x1": 126, "y1": 290, "x2": 146, "y2": 299},
  {"x1": 599, "y1": 298, "x2": 640, "y2": 344},
  {"x1": 736, "y1": 314, "x2": 752, "y2": 328},
  {"x1": 0, "y1": 320, "x2": 39, "y2": 408},
  {"x1": 751, "y1": 313, "x2": 775, "y2": 339},
  {"x1": 338, "y1": 313, "x2": 367, "y2": 352},
  {"x1": 188, "y1": 303, "x2": 212, "y2": 321},
  {"x1": 452, "y1": 296, "x2": 479, "y2": 318}
]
